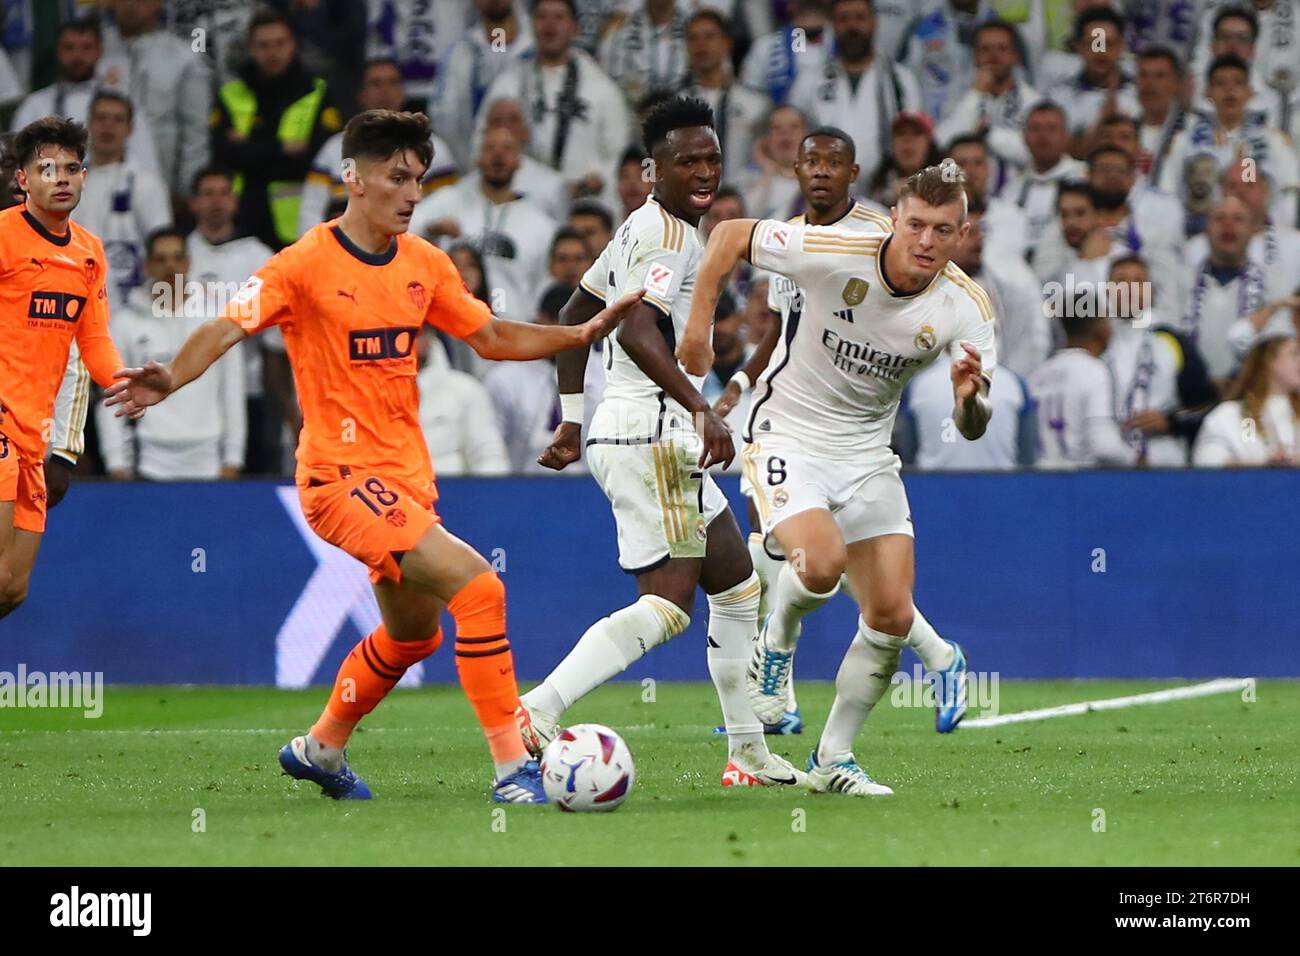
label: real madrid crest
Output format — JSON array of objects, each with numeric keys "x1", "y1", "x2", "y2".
[
  {"x1": 914, "y1": 323, "x2": 936, "y2": 351},
  {"x1": 842, "y1": 277, "x2": 868, "y2": 306}
]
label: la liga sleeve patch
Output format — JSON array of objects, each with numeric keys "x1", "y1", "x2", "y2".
[{"x1": 643, "y1": 263, "x2": 675, "y2": 298}]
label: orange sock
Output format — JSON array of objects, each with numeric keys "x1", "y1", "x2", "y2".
[
  {"x1": 449, "y1": 571, "x2": 527, "y2": 765},
  {"x1": 310, "y1": 625, "x2": 441, "y2": 749}
]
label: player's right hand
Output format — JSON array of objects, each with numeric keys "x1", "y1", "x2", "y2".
[
  {"x1": 538, "y1": 421, "x2": 582, "y2": 471},
  {"x1": 695, "y1": 409, "x2": 735, "y2": 469},
  {"x1": 579, "y1": 289, "x2": 645, "y2": 345},
  {"x1": 103, "y1": 361, "x2": 173, "y2": 420},
  {"x1": 676, "y1": 331, "x2": 713, "y2": 377}
]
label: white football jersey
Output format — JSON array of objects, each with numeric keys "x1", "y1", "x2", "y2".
[
  {"x1": 1027, "y1": 348, "x2": 1135, "y2": 470},
  {"x1": 580, "y1": 195, "x2": 704, "y2": 439},
  {"x1": 746, "y1": 220, "x2": 998, "y2": 458},
  {"x1": 765, "y1": 201, "x2": 892, "y2": 321}
]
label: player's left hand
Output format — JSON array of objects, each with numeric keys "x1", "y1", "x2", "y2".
[
  {"x1": 103, "y1": 362, "x2": 172, "y2": 420},
  {"x1": 951, "y1": 341, "x2": 984, "y2": 403},
  {"x1": 44, "y1": 456, "x2": 73, "y2": 509},
  {"x1": 538, "y1": 421, "x2": 582, "y2": 471},
  {"x1": 712, "y1": 380, "x2": 742, "y2": 418},
  {"x1": 579, "y1": 289, "x2": 645, "y2": 345}
]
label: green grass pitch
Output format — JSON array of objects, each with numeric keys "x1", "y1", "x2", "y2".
[{"x1": 2, "y1": 681, "x2": 1296, "y2": 866}]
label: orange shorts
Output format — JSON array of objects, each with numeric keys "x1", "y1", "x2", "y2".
[
  {"x1": 0, "y1": 430, "x2": 47, "y2": 534},
  {"x1": 298, "y1": 468, "x2": 441, "y2": 584}
]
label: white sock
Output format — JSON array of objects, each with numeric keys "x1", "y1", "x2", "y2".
[
  {"x1": 706, "y1": 572, "x2": 768, "y2": 759},
  {"x1": 305, "y1": 734, "x2": 343, "y2": 772},
  {"x1": 495, "y1": 757, "x2": 527, "y2": 780},
  {"x1": 817, "y1": 618, "x2": 905, "y2": 765},
  {"x1": 747, "y1": 531, "x2": 782, "y2": 621},
  {"x1": 766, "y1": 562, "x2": 839, "y2": 653},
  {"x1": 522, "y1": 594, "x2": 690, "y2": 715},
  {"x1": 907, "y1": 606, "x2": 955, "y2": 671}
]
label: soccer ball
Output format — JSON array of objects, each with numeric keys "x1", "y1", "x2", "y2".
[{"x1": 540, "y1": 723, "x2": 635, "y2": 812}]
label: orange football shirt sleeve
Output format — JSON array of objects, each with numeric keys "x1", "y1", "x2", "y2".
[
  {"x1": 74, "y1": 257, "x2": 125, "y2": 388},
  {"x1": 219, "y1": 247, "x2": 298, "y2": 334},
  {"x1": 423, "y1": 244, "x2": 493, "y2": 339}
]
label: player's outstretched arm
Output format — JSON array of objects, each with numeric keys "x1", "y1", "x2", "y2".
[
  {"x1": 103, "y1": 318, "x2": 248, "y2": 420},
  {"x1": 677, "y1": 217, "x2": 756, "y2": 376},
  {"x1": 618, "y1": 303, "x2": 734, "y2": 469},
  {"x1": 538, "y1": 286, "x2": 607, "y2": 471},
  {"x1": 465, "y1": 289, "x2": 644, "y2": 362},
  {"x1": 951, "y1": 341, "x2": 993, "y2": 440}
]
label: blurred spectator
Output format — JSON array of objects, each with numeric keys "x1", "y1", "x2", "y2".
[
  {"x1": 897, "y1": 0, "x2": 1004, "y2": 122},
  {"x1": 999, "y1": 100, "x2": 1086, "y2": 249},
  {"x1": 1036, "y1": 181, "x2": 1129, "y2": 292},
  {"x1": 433, "y1": 0, "x2": 536, "y2": 170},
  {"x1": 1183, "y1": 195, "x2": 1282, "y2": 384},
  {"x1": 568, "y1": 197, "x2": 614, "y2": 255},
  {"x1": 73, "y1": 90, "x2": 171, "y2": 311},
  {"x1": 1193, "y1": 333, "x2": 1300, "y2": 466},
  {"x1": 1189, "y1": 1, "x2": 1300, "y2": 138},
  {"x1": 410, "y1": 125, "x2": 557, "y2": 322},
  {"x1": 483, "y1": 282, "x2": 605, "y2": 473},
  {"x1": 211, "y1": 8, "x2": 343, "y2": 250},
  {"x1": 1159, "y1": 54, "x2": 1300, "y2": 234},
  {"x1": 896, "y1": 357, "x2": 1036, "y2": 470},
  {"x1": 97, "y1": 228, "x2": 246, "y2": 481},
  {"x1": 678, "y1": 8, "x2": 769, "y2": 184},
  {"x1": 477, "y1": 97, "x2": 571, "y2": 219},
  {"x1": 442, "y1": 239, "x2": 495, "y2": 376},
  {"x1": 541, "y1": 226, "x2": 593, "y2": 307},
  {"x1": 867, "y1": 110, "x2": 942, "y2": 209},
  {"x1": 948, "y1": 132, "x2": 1029, "y2": 259},
  {"x1": 951, "y1": 197, "x2": 1049, "y2": 377},
  {"x1": 99, "y1": 0, "x2": 213, "y2": 200},
  {"x1": 1103, "y1": 255, "x2": 1218, "y2": 467},
  {"x1": 1134, "y1": 45, "x2": 1191, "y2": 188},
  {"x1": 416, "y1": 332, "x2": 510, "y2": 476},
  {"x1": 365, "y1": 0, "x2": 474, "y2": 112},
  {"x1": 735, "y1": 103, "x2": 806, "y2": 220},
  {"x1": 600, "y1": 0, "x2": 691, "y2": 106},
  {"x1": 1045, "y1": 7, "x2": 1140, "y2": 155},
  {"x1": 616, "y1": 143, "x2": 653, "y2": 217},
  {"x1": 788, "y1": 0, "x2": 922, "y2": 191},
  {"x1": 13, "y1": 19, "x2": 162, "y2": 178},
  {"x1": 1028, "y1": 314, "x2": 1138, "y2": 469},
  {"x1": 740, "y1": 0, "x2": 832, "y2": 105},
  {"x1": 701, "y1": 183, "x2": 744, "y2": 238},
  {"x1": 934, "y1": 19, "x2": 1041, "y2": 179},
  {"x1": 1085, "y1": 141, "x2": 1188, "y2": 314},
  {"x1": 299, "y1": 57, "x2": 458, "y2": 235},
  {"x1": 477, "y1": 0, "x2": 633, "y2": 212},
  {"x1": 1185, "y1": 167, "x2": 1300, "y2": 291},
  {"x1": 186, "y1": 166, "x2": 278, "y2": 475}
]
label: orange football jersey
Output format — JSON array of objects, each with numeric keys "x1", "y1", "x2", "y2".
[
  {"x1": 0, "y1": 205, "x2": 122, "y2": 458},
  {"x1": 221, "y1": 222, "x2": 492, "y2": 489}
]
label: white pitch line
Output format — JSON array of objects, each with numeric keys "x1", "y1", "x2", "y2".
[{"x1": 962, "y1": 678, "x2": 1253, "y2": 728}]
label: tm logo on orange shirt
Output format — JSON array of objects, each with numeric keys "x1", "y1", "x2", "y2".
[
  {"x1": 27, "y1": 290, "x2": 87, "y2": 326},
  {"x1": 348, "y1": 326, "x2": 419, "y2": 362}
]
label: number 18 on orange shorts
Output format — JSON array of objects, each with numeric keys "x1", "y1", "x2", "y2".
[{"x1": 298, "y1": 469, "x2": 441, "y2": 584}]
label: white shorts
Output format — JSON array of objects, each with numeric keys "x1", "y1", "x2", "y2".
[
  {"x1": 740, "y1": 438, "x2": 913, "y2": 546},
  {"x1": 588, "y1": 429, "x2": 731, "y2": 574}
]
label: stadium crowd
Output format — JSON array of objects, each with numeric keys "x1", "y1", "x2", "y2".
[{"x1": 3, "y1": 0, "x2": 1299, "y2": 481}]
